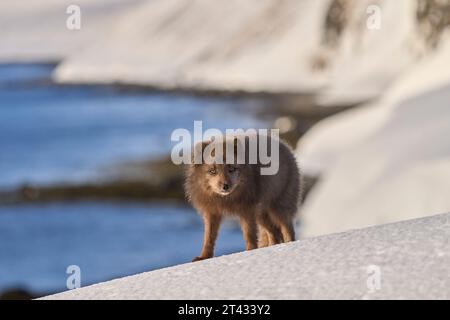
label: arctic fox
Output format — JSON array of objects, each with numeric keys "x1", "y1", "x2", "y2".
[{"x1": 185, "y1": 133, "x2": 301, "y2": 262}]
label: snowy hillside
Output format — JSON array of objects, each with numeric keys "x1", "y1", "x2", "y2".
[
  {"x1": 0, "y1": 0, "x2": 144, "y2": 62},
  {"x1": 2, "y1": 0, "x2": 443, "y2": 104},
  {"x1": 41, "y1": 213, "x2": 450, "y2": 300},
  {"x1": 52, "y1": 0, "x2": 438, "y2": 104},
  {"x1": 298, "y1": 33, "x2": 450, "y2": 237},
  {"x1": 53, "y1": 0, "x2": 330, "y2": 93}
]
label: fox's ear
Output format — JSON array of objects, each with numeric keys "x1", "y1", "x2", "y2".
[{"x1": 192, "y1": 140, "x2": 211, "y2": 164}]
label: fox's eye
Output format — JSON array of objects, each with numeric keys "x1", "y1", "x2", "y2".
[
  {"x1": 208, "y1": 168, "x2": 217, "y2": 175},
  {"x1": 228, "y1": 167, "x2": 237, "y2": 173}
]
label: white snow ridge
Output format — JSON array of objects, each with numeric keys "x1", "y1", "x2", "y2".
[{"x1": 41, "y1": 213, "x2": 450, "y2": 300}]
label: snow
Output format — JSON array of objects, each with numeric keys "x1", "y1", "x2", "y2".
[
  {"x1": 317, "y1": 0, "x2": 421, "y2": 106},
  {"x1": 49, "y1": 0, "x2": 432, "y2": 102},
  {"x1": 0, "y1": 0, "x2": 144, "y2": 62},
  {"x1": 40, "y1": 213, "x2": 450, "y2": 300},
  {"x1": 53, "y1": 0, "x2": 330, "y2": 93},
  {"x1": 0, "y1": 0, "x2": 439, "y2": 102},
  {"x1": 51, "y1": 0, "x2": 424, "y2": 100},
  {"x1": 297, "y1": 32, "x2": 450, "y2": 237}
]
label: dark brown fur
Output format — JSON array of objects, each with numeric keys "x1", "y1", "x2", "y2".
[{"x1": 184, "y1": 134, "x2": 301, "y2": 262}]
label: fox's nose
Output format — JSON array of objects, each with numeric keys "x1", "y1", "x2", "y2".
[{"x1": 222, "y1": 183, "x2": 230, "y2": 191}]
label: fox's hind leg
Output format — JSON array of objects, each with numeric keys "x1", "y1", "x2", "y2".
[
  {"x1": 258, "y1": 226, "x2": 269, "y2": 248},
  {"x1": 256, "y1": 210, "x2": 282, "y2": 246},
  {"x1": 269, "y1": 210, "x2": 295, "y2": 243}
]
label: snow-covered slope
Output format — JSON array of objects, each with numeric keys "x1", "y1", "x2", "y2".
[
  {"x1": 297, "y1": 33, "x2": 450, "y2": 237},
  {"x1": 0, "y1": 0, "x2": 144, "y2": 62},
  {"x1": 53, "y1": 0, "x2": 330, "y2": 93},
  {"x1": 316, "y1": 0, "x2": 420, "y2": 106},
  {"x1": 2, "y1": 0, "x2": 445, "y2": 103},
  {"x1": 41, "y1": 213, "x2": 450, "y2": 300},
  {"x1": 52, "y1": 0, "x2": 431, "y2": 101}
]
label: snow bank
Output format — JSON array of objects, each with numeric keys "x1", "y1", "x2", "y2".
[
  {"x1": 53, "y1": 0, "x2": 330, "y2": 93},
  {"x1": 316, "y1": 0, "x2": 423, "y2": 106},
  {"x1": 41, "y1": 213, "x2": 450, "y2": 300},
  {"x1": 297, "y1": 32, "x2": 450, "y2": 237},
  {"x1": 2, "y1": 0, "x2": 442, "y2": 102},
  {"x1": 0, "y1": 0, "x2": 144, "y2": 62},
  {"x1": 50, "y1": 0, "x2": 436, "y2": 102}
]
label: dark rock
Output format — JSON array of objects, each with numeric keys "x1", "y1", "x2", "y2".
[{"x1": 0, "y1": 288, "x2": 36, "y2": 300}]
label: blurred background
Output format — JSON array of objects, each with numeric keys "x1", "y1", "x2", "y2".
[{"x1": 1, "y1": 0, "x2": 450, "y2": 299}]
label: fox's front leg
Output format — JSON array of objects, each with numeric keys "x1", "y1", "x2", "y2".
[
  {"x1": 193, "y1": 213, "x2": 222, "y2": 262},
  {"x1": 240, "y1": 215, "x2": 258, "y2": 251}
]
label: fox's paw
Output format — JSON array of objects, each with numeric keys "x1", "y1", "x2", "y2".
[{"x1": 192, "y1": 256, "x2": 210, "y2": 262}]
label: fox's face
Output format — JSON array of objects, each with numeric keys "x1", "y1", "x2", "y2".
[
  {"x1": 190, "y1": 137, "x2": 251, "y2": 197},
  {"x1": 202, "y1": 163, "x2": 241, "y2": 196}
]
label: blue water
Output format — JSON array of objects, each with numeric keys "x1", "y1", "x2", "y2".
[
  {"x1": 0, "y1": 202, "x2": 244, "y2": 294},
  {"x1": 0, "y1": 64, "x2": 264, "y2": 295}
]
